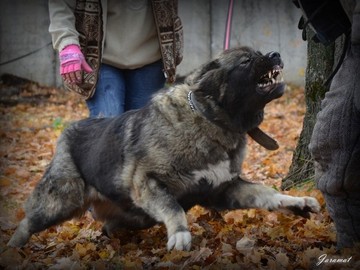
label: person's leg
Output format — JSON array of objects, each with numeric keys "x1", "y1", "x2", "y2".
[
  {"x1": 323, "y1": 194, "x2": 360, "y2": 249},
  {"x1": 86, "y1": 64, "x2": 126, "y2": 117},
  {"x1": 124, "y1": 60, "x2": 166, "y2": 111},
  {"x1": 309, "y1": 44, "x2": 360, "y2": 249}
]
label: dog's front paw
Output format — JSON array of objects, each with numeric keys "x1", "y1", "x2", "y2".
[
  {"x1": 301, "y1": 196, "x2": 321, "y2": 213},
  {"x1": 167, "y1": 231, "x2": 191, "y2": 251},
  {"x1": 274, "y1": 194, "x2": 321, "y2": 218}
]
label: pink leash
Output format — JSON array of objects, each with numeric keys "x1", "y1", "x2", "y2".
[{"x1": 224, "y1": 0, "x2": 235, "y2": 50}]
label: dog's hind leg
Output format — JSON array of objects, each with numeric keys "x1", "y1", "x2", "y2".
[
  {"x1": 211, "y1": 177, "x2": 320, "y2": 218},
  {"x1": 8, "y1": 168, "x2": 86, "y2": 247},
  {"x1": 8, "y1": 169, "x2": 86, "y2": 247},
  {"x1": 8, "y1": 142, "x2": 86, "y2": 247}
]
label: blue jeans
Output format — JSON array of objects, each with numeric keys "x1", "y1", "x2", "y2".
[{"x1": 86, "y1": 60, "x2": 165, "y2": 117}]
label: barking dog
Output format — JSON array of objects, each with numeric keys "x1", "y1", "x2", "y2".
[{"x1": 8, "y1": 47, "x2": 320, "y2": 251}]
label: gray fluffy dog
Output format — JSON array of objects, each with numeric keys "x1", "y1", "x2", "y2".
[{"x1": 8, "y1": 47, "x2": 320, "y2": 251}]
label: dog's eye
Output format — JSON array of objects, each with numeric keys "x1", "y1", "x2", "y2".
[{"x1": 240, "y1": 58, "x2": 251, "y2": 65}]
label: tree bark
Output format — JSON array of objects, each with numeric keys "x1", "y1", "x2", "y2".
[{"x1": 281, "y1": 32, "x2": 340, "y2": 190}]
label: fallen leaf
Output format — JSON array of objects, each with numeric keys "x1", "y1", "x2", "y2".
[
  {"x1": 0, "y1": 177, "x2": 11, "y2": 187},
  {"x1": 49, "y1": 257, "x2": 82, "y2": 270},
  {"x1": 275, "y1": 252, "x2": 289, "y2": 268},
  {"x1": 236, "y1": 236, "x2": 255, "y2": 254},
  {"x1": 0, "y1": 248, "x2": 23, "y2": 268}
]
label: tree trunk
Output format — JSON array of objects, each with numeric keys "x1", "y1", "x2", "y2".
[{"x1": 281, "y1": 32, "x2": 341, "y2": 190}]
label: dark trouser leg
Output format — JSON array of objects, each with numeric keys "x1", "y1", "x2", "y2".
[{"x1": 323, "y1": 194, "x2": 360, "y2": 249}]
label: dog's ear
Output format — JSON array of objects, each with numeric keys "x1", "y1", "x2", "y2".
[
  {"x1": 185, "y1": 60, "x2": 220, "y2": 86},
  {"x1": 197, "y1": 67, "x2": 228, "y2": 103}
]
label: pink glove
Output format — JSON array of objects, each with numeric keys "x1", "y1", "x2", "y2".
[{"x1": 59, "y1": 45, "x2": 93, "y2": 84}]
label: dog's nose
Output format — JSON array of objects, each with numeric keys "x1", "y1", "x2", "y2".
[{"x1": 268, "y1": 51, "x2": 281, "y2": 59}]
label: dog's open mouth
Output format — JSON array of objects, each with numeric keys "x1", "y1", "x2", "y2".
[{"x1": 257, "y1": 65, "x2": 284, "y2": 92}]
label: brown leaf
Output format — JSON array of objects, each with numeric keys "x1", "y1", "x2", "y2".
[
  {"x1": 0, "y1": 177, "x2": 11, "y2": 187},
  {"x1": 162, "y1": 250, "x2": 191, "y2": 263},
  {"x1": 236, "y1": 236, "x2": 256, "y2": 255},
  {"x1": 0, "y1": 248, "x2": 23, "y2": 268},
  {"x1": 183, "y1": 247, "x2": 213, "y2": 266}
]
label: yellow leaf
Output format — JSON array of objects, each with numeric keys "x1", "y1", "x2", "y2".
[
  {"x1": 98, "y1": 250, "x2": 110, "y2": 260},
  {"x1": 98, "y1": 245, "x2": 115, "y2": 260},
  {"x1": 247, "y1": 209, "x2": 256, "y2": 218},
  {"x1": 86, "y1": 242, "x2": 96, "y2": 252},
  {"x1": 74, "y1": 243, "x2": 87, "y2": 257}
]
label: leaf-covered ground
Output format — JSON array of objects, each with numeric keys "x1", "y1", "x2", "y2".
[{"x1": 0, "y1": 80, "x2": 359, "y2": 269}]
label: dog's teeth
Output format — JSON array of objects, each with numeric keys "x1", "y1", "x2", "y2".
[{"x1": 258, "y1": 68, "x2": 284, "y2": 88}]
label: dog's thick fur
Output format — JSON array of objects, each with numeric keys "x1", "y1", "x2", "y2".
[{"x1": 8, "y1": 47, "x2": 320, "y2": 250}]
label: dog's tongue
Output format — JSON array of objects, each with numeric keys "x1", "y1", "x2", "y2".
[{"x1": 247, "y1": 127, "x2": 279, "y2": 150}]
